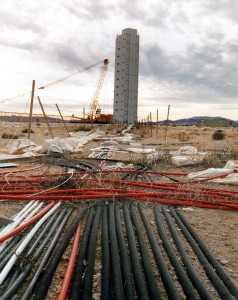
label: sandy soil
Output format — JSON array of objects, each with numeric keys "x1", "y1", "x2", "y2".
[{"x1": 0, "y1": 122, "x2": 238, "y2": 293}]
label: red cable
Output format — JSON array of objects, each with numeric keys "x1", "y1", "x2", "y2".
[
  {"x1": 0, "y1": 163, "x2": 44, "y2": 176},
  {"x1": 57, "y1": 218, "x2": 82, "y2": 300}
]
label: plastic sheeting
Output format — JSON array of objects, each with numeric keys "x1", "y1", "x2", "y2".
[
  {"x1": 129, "y1": 146, "x2": 205, "y2": 166},
  {"x1": 172, "y1": 146, "x2": 198, "y2": 155},
  {"x1": 188, "y1": 160, "x2": 238, "y2": 185},
  {"x1": 40, "y1": 130, "x2": 106, "y2": 154},
  {"x1": 127, "y1": 148, "x2": 157, "y2": 154},
  {"x1": 113, "y1": 133, "x2": 134, "y2": 144},
  {"x1": 7, "y1": 139, "x2": 37, "y2": 154},
  {"x1": 171, "y1": 155, "x2": 205, "y2": 166},
  {"x1": 5, "y1": 130, "x2": 106, "y2": 155},
  {"x1": 171, "y1": 146, "x2": 207, "y2": 166},
  {"x1": 40, "y1": 137, "x2": 82, "y2": 154},
  {"x1": 188, "y1": 168, "x2": 233, "y2": 179}
]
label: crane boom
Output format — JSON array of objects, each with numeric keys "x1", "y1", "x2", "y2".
[{"x1": 87, "y1": 59, "x2": 109, "y2": 119}]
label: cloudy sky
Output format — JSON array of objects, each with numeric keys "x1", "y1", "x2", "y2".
[{"x1": 0, "y1": 0, "x2": 237, "y2": 121}]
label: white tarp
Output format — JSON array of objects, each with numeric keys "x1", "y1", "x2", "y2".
[
  {"x1": 127, "y1": 148, "x2": 157, "y2": 154},
  {"x1": 136, "y1": 146, "x2": 205, "y2": 166},
  {"x1": 40, "y1": 131, "x2": 104, "y2": 154},
  {"x1": 223, "y1": 160, "x2": 238, "y2": 170},
  {"x1": 40, "y1": 137, "x2": 83, "y2": 154},
  {"x1": 171, "y1": 155, "x2": 205, "y2": 166},
  {"x1": 188, "y1": 160, "x2": 238, "y2": 185},
  {"x1": 113, "y1": 133, "x2": 134, "y2": 144},
  {"x1": 7, "y1": 139, "x2": 37, "y2": 154},
  {"x1": 188, "y1": 168, "x2": 233, "y2": 179},
  {"x1": 172, "y1": 146, "x2": 198, "y2": 155},
  {"x1": 5, "y1": 130, "x2": 106, "y2": 155},
  {"x1": 171, "y1": 146, "x2": 207, "y2": 166},
  {"x1": 121, "y1": 124, "x2": 133, "y2": 134}
]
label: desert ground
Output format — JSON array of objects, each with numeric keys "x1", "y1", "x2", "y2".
[{"x1": 0, "y1": 121, "x2": 237, "y2": 299}]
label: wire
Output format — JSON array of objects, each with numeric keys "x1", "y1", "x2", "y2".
[
  {"x1": 38, "y1": 60, "x2": 103, "y2": 90},
  {"x1": 0, "y1": 59, "x2": 105, "y2": 103},
  {"x1": 28, "y1": 171, "x2": 75, "y2": 197}
]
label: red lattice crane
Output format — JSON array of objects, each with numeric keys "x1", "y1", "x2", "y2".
[{"x1": 87, "y1": 59, "x2": 109, "y2": 120}]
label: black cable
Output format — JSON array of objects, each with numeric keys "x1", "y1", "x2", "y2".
[
  {"x1": 130, "y1": 205, "x2": 161, "y2": 300},
  {"x1": 69, "y1": 206, "x2": 95, "y2": 300},
  {"x1": 114, "y1": 204, "x2": 134, "y2": 299},
  {"x1": 33, "y1": 204, "x2": 88, "y2": 300},
  {"x1": 108, "y1": 203, "x2": 125, "y2": 300},
  {"x1": 123, "y1": 204, "x2": 150, "y2": 300},
  {"x1": 81, "y1": 205, "x2": 102, "y2": 300},
  {"x1": 167, "y1": 206, "x2": 233, "y2": 299},
  {"x1": 27, "y1": 209, "x2": 60, "y2": 257},
  {"x1": 1, "y1": 207, "x2": 72, "y2": 300},
  {"x1": 161, "y1": 206, "x2": 213, "y2": 300},
  {"x1": 0, "y1": 235, "x2": 23, "y2": 272},
  {"x1": 138, "y1": 204, "x2": 180, "y2": 300},
  {"x1": 22, "y1": 207, "x2": 73, "y2": 300},
  {"x1": 101, "y1": 205, "x2": 111, "y2": 300},
  {"x1": 154, "y1": 206, "x2": 199, "y2": 299},
  {"x1": 174, "y1": 207, "x2": 238, "y2": 299}
]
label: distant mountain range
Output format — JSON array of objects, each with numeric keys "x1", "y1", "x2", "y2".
[
  {"x1": 1, "y1": 114, "x2": 238, "y2": 127},
  {"x1": 161, "y1": 116, "x2": 238, "y2": 127},
  {"x1": 1, "y1": 115, "x2": 61, "y2": 123}
]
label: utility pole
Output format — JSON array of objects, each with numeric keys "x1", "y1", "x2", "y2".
[
  {"x1": 28, "y1": 80, "x2": 35, "y2": 139},
  {"x1": 55, "y1": 104, "x2": 71, "y2": 137},
  {"x1": 37, "y1": 96, "x2": 54, "y2": 138}
]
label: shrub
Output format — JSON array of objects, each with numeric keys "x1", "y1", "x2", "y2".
[
  {"x1": 2, "y1": 133, "x2": 18, "y2": 139},
  {"x1": 212, "y1": 130, "x2": 225, "y2": 140},
  {"x1": 74, "y1": 126, "x2": 91, "y2": 132},
  {"x1": 178, "y1": 131, "x2": 190, "y2": 142},
  {"x1": 21, "y1": 128, "x2": 34, "y2": 134},
  {"x1": 203, "y1": 153, "x2": 222, "y2": 168}
]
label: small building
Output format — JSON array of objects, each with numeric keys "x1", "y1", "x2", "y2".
[{"x1": 197, "y1": 119, "x2": 234, "y2": 128}]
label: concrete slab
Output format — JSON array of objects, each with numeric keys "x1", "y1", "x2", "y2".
[
  {"x1": 0, "y1": 163, "x2": 18, "y2": 168},
  {"x1": 0, "y1": 215, "x2": 13, "y2": 226}
]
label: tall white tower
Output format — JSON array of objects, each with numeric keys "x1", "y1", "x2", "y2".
[{"x1": 113, "y1": 28, "x2": 139, "y2": 124}]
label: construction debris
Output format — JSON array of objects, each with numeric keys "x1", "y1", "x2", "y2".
[{"x1": 0, "y1": 123, "x2": 238, "y2": 299}]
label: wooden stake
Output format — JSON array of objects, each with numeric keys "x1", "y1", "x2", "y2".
[
  {"x1": 165, "y1": 104, "x2": 170, "y2": 144},
  {"x1": 37, "y1": 96, "x2": 54, "y2": 138},
  {"x1": 28, "y1": 80, "x2": 35, "y2": 139},
  {"x1": 83, "y1": 108, "x2": 86, "y2": 130},
  {"x1": 147, "y1": 115, "x2": 150, "y2": 135},
  {"x1": 55, "y1": 104, "x2": 71, "y2": 137},
  {"x1": 150, "y1": 112, "x2": 153, "y2": 137},
  {"x1": 156, "y1": 109, "x2": 159, "y2": 139}
]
